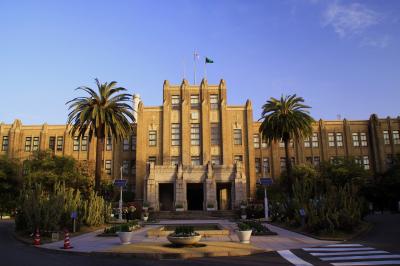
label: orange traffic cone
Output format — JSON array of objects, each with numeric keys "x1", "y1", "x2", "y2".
[
  {"x1": 61, "y1": 229, "x2": 73, "y2": 249},
  {"x1": 33, "y1": 228, "x2": 40, "y2": 246}
]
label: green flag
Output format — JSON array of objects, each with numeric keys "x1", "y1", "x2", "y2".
[{"x1": 205, "y1": 57, "x2": 214, "y2": 64}]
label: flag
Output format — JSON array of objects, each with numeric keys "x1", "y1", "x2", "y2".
[{"x1": 205, "y1": 57, "x2": 214, "y2": 64}]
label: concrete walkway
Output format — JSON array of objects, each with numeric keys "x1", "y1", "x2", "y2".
[{"x1": 41, "y1": 219, "x2": 337, "y2": 253}]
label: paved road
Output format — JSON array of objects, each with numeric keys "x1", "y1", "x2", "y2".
[
  {"x1": 1, "y1": 214, "x2": 399, "y2": 266},
  {"x1": 0, "y1": 220, "x2": 294, "y2": 266}
]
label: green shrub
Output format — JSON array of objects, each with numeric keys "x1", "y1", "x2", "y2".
[{"x1": 171, "y1": 226, "x2": 198, "y2": 237}]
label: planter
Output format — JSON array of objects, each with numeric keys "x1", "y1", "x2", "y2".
[
  {"x1": 236, "y1": 230, "x2": 252, "y2": 244},
  {"x1": 117, "y1": 231, "x2": 133, "y2": 245},
  {"x1": 167, "y1": 235, "x2": 202, "y2": 245},
  {"x1": 241, "y1": 214, "x2": 247, "y2": 220},
  {"x1": 142, "y1": 207, "x2": 149, "y2": 211},
  {"x1": 143, "y1": 216, "x2": 149, "y2": 222},
  {"x1": 175, "y1": 208, "x2": 184, "y2": 212},
  {"x1": 240, "y1": 205, "x2": 246, "y2": 209},
  {"x1": 207, "y1": 207, "x2": 216, "y2": 211}
]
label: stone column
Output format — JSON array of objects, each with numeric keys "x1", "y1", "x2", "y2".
[
  {"x1": 145, "y1": 162, "x2": 158, "y2": 210},
  {"x1": 175, "y1": 163, "x2": 187, "y2": 210},
  {"x1": 234, "y1": 162, "x2": 247, "y2": 208},
  {"x1": 204, "y1": 162, "x2": 217, "y2": 208}
]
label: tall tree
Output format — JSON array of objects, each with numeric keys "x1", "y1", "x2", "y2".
[
  {"x1": 66, "y1": 79, "x2": 134, "y2": 191},
  {"x1": 259, "y1": 94, "x2": 314, "y2": 195}
]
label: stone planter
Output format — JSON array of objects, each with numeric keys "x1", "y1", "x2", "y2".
[
  {"x1": 207, "y1": 207, "x2": 216, "y2": 211},
  {"x1": 241, "y1": 214, "x2": 247, "y2": 220},
  {"x1": 142, "y1": 207, "x2": 149, "y2": 211},
  {"x1": 117, "y1": 231, "x2": 133, "y2": 245},
  {"x1": 236, "y1": 230, "x2": 252, "y2": 244},
  {"x1": 167, "y1": 235, "x2": 202, "y2": 245},
  {"x1": 143, "y1": 216, "x2": 149, "y2": 222},
  {"x1": 175, "y1": 208, "x2": 184, "y2": 212}
]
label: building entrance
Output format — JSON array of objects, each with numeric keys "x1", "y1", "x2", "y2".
[
  {"x1": 159, "y1": 183, "x2": 174, "y2": 211},
  {"x1": 217, "y1": 183, "x2": 232, "y2": 210},
  {"x1": 186, "y1": 183, "x2": 204, "y2": 210}
]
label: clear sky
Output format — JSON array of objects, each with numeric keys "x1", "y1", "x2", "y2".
[{"x1": 0, "y1": 0, "x2": 399, "y2": 124}]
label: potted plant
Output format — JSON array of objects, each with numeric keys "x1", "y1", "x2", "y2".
[
  {"x1": 142, "y1": 211, "x2": 149, "y2": 222},
  {"x1": 167, "y1": 226, "x2": 201, "y2": 246},
  {"x1": 240, "y1": 200, "x2": 247, "y2": 209},
  {"x1": 117, "y1": 224, "x2": 134, "y2": 245},
  {"x1": 206, "y1": 202, "x2": 215, "y2": 211},
  {"x1": 236, "y1": 222, "x2": 252, "y2": 244},
  {"x1": 175, "y1": 203, "x2": 184, "y2": 211},
  {"x1": 142, "y1": 201, "x2": 149, "y2": 211}
]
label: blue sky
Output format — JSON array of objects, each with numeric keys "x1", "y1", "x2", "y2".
[{"x1": 0, "y1": 0, "x2": 399, "y2": 124}]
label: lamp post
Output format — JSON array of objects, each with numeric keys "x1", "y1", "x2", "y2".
[{"x1": 118, "y1": 166, "x2": 123, "y2": 222}]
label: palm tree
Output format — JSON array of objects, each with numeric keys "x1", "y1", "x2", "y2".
[
  {"x1": 66, "y1": 79, "x2": 135, "y2": 192},
  {"x1": 259, "y1": 94, "x2": 314, "y2": 195}
]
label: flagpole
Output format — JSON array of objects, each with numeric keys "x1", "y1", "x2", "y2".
[{"x1": 193, "y1": 50, "x2": 197, "y2": 85}]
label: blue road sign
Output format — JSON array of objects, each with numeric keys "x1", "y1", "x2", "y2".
[
  {"x1": 70, "y1": 211, "x2": 77, "y2": 219},
  {"x1": 259, "y1": 177, "x2": 273, "y2": 186},
  {"x1": 113, "y1": 179, "x2": 128, "y2": 187}
]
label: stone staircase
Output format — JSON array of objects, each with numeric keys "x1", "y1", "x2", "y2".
[{"x1": 150, "y1": 210, "x2": 238, "y2": 220}]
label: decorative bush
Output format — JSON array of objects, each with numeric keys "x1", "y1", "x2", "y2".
[
  {"x1": 237, "y1": 222, "x2": 252, "y2": 231},
  {"x1": 242, "y1": 220, "x2": 273, "y2": 235}
]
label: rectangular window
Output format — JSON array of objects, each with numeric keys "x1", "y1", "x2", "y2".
[
  {"x1": 49, "y1": 136, "x2": 55, "y2": 151},
  {"x1": 352, "y1": 133, "x2": 360, "y2": 147},
  {"x1": 131, "y1": 135, "x2": 136, "y2": 151},
  {"x1": 122, "y1": 160, "x2": 129, "y2": 175},
  {"x1": 280, "y1": 157, "x2": 286, "y2": 171},
  {"x1": 354, "y1": 156, "x2": 362, "y2": 166},
  {"x1": 306, "y1": 156, "x2": 313, "y2": 164},
  {"x1": 328, "y1": 133, "x2": 335, "y2": 147},
  {"x1": 149, "y1": 130, "x2": 157, "y2": 146},
  {"x1": 304, "y1": 136, "x2": 311, "y2": 148},
  {"x1": 360, "y1": 132, "x2": 368, "y2": 147},
  {"x1": 123, "y1": 138, "x2": 130, "y2": 151},
  {"x1": 148, "y1": 156, "x2": 156, "y2": 165},
  {"x1": 57, "y1": 136, "x2": 63, "y2": 151},
  {"x1": 190, "y1": 124, "x2": 200, "y2": 146},
  {"x1": 210, "y1": 94, "x2": 219, "y2": 109},
  {"x1": 383, "y1": 130, "x2": 390, "y2": 145},
  {"x1": 171, "y1": 156, "x2": 180, "y2": 166},
  {"x1": 190, "y1": 94, "x2": 200, "y2": 108},
  {"x1": 191, "y1": 156, "x2": 201, "y2": 166},
  {"x1": 131, "y1": 160, "x2": 136, "y2": 176},
  {"x1": 253, "y1": 134, "x2": 260, "y2": 148},
  {"x1": 171, "y1": 124, "x2": 181, "y2": 146},
  {"x1": 211, "y1": 123, "x2": 220, "y2": 145},
  {"x1": 255, "y1": 158, "x2": 261, "y2": 173},
  {"x1": 233, "y1": 129, "x2": 242, "y2": 145},
  {"x1": 312, "y1": 133, "x2": 319, "y2": 147},
  {"x1": 393, "y1": 130, "x2": 400, "y2": 144},
  {"x1": 32, "y1": 137, "x2": 39, "y2": 151},
  {"x1": 81, "y1": 136, "x2": 88, "y2": 151},
  {"x1": 211, "y1": 155, "x2": 221, "y2": 165},
  {"x1": 73, "y1": 137, "x2": 80, "y2": 151},
  {"x1": 105, "y1": 160, "x2": 112, "y2": 175},
  {"x1": 2, "y1": 136, "x2": 9, "y2": 151},
  {"x1": 263, "y1": 158, "x2": 270, "y2": 174},
  {"x1": 336, "y1": 132, "x2": 343, "y2": 147},
  {"x1": 190, "y1": 111, "x2": 199, "y2": 121},
  {"x1": 171, "y1": 95, "x2": 180, "y2": 109},
  {"x1": 106, "y1": 137, "x2": 112, "y2": 151},
  {"x1": 261, "y1": 136, "x2": 268, "y2": 148},
  {"x1": 313, "y1": 156, "x2": 320, "y2": 166},
  {"x1": 25, "y1": 137, "x2": 32, "y2": 151},
  {"x1": 234, "y1": 155, "x2": 243, "y2": 163},
  {"x1": 363, "y1": 156, "x2": 370, "y2": 170}
]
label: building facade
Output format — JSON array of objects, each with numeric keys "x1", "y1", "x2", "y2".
[{"x1": 1, "y1": 79, "x2": 399, "y2": 211}]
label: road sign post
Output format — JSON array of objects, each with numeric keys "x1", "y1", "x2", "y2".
[
  {"x1": 259, "y1": 177, "x2": 273, "y2": 221},
  {"x1": 113, "y1": 167, "x2": 127, "y2": 222}
]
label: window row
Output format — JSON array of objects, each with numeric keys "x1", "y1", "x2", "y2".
[
  {"x1": 383, "y1": 130, "x2": 400, "y2": 145},
  {"x1": 171, "y1": 94, "x2": 219, "y2": 109}
]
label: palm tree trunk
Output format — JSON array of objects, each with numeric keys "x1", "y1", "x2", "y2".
[
  {"x1": 284, "y1": 139, "x2": 293, "y2": 196},
  {"x1": 95, "y1": 136, "x2": 104, "y2": 192}
]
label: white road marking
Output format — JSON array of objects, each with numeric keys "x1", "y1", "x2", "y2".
[
  {"x1": 321, "y1": 254, "x2": 400, "y2": 261},
  {"x1": 277, "y1": 250, "x2": 313, "y2": 266},
  {"x1": 326, "y1": 244, "x2": 364, "y2": 247},
  {"x1": 331, "y1": 260, "x2": 400, "y2": 266},
  {"x1": 303, "y1": 247, "x2": 375, "y2": 252},
  {"x1": 310, "y1": 250, "x2": 389, "y2": 256}
]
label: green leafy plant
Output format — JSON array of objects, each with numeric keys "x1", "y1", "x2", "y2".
[
  {"x1": 207, "y1": 202, "x2": 214, "y2": 208},
  {"x1": 170, "y1": 226, "x2": 199, "y2": 237},
  {"x1": 237, "y1": 222, "x2": 252, "y2": 231}
]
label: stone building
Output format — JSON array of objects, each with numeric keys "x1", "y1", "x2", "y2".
[{"x1": 1, "y1": 79, "x2": 399, "y2": 211}]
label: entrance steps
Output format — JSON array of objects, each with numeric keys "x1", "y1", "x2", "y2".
[{"x1": 151, "y1": 210, "x2": 238, "y2": 220}]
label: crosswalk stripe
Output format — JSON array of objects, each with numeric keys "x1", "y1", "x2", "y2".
[
  {"x1": 310, "y1": 250, "x2": 389, "y2": 256},
  {"x1": 303, "y1": 247, "x2": 375, "y2": 252},
  {"x1": 326, "y1": 244, "x2": 364, "y2": 247},
  {"x1": 321, "y1": 254, "x2": 400, "y2": 261},
  {"x1": 331, "y1": 260, "x2": 400, "y2": 266},
  {"x1": 277, "y1": 250, "x2": 313, "y2": 266}
]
